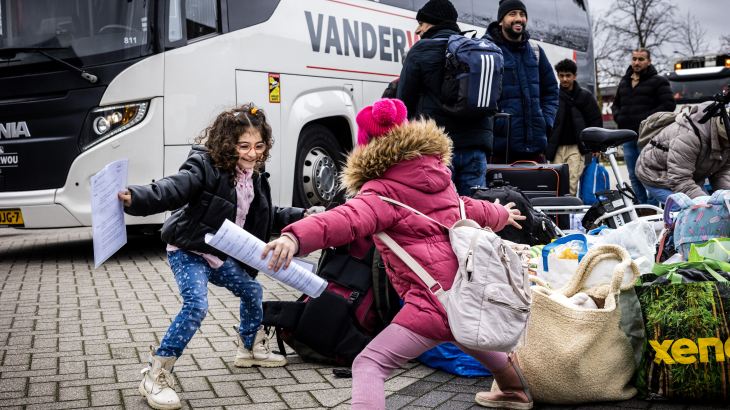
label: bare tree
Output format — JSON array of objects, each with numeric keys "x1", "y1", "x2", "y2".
[
  {"x1": 675, "y1": 11, "x2": 708, "y2": 56},
  {"x1": 721, "y1": 34, "x2": 730, "y2": 53},
  {"x1": 607, "y1": 0, "x2": 677, "y2": 70},
  {"x1": 592, "y1": 12, "x2": 624, "y2": 91}
]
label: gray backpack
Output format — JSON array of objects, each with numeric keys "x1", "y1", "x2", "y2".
[
  {"x1": 637, "y1": 105, "x2": 692, "y2": 149},
  {"x1": 374, "y1": 196, "x2": 532, "y2": 352}
]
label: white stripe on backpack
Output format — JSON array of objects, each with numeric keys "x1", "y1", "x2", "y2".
[{"x1": 478, "y1": 54, "x2": 487, "y2": 108}]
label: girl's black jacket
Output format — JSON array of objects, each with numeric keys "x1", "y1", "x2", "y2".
[{"x1": 124, "y1": 145, "x2": 305, "y2": 277}]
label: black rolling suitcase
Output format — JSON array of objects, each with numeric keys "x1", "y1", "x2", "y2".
[
  {"x1": 485, "y1": 161, "x2": 570, "y2": 198},
  {"x1": 488, "y1": 113, "x2": 569, "y2": 199}
]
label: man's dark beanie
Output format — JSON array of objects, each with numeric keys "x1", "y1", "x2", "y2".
[
  {"x1": 416, "y1": 0, "x2": 458, "y2": 25},
  {"x1": 498, "y1": 0, "x2": 528, "y2": 23}
]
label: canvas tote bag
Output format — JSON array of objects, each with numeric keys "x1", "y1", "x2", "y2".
[{"x1": 494, "y1": 244, "x2": 640, "y2": 403}]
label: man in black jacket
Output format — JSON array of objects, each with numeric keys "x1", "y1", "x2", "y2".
[
  {"x1": 547, "y1": 59, "x2": 602, "y2": 197},
  {"x1": 397, "y1": 0, "x2": 493, "y2": 196},
  {"x1": 612, "y1": 48, "x2": 676, "y2": 205}
]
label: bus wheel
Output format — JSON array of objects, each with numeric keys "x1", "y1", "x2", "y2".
[{"x1": 293, "y1": 124, "x2": 345, "y2": 208}]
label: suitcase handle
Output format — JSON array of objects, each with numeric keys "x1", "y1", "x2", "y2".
[{"x1": 510, "y1": 160, "x2": 539, "y2": 166}]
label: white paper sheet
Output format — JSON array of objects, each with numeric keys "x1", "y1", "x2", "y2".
[
  {"x1": 91, "y1": 159, "x2": 129, "y2": 268},
  {"x1": 205, "y1": 220, "x2": 327, "y2": 297}
]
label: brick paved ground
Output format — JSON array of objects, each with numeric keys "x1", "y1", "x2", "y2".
[{"x1": 0, "y1": 227, "x2": 726, "y2": 410}]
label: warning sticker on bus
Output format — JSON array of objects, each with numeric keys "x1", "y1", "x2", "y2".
[{"x1": 269, "y1": 74, "x2": 280, "y2": 103}]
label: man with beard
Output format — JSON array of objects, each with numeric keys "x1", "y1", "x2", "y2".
[
  {"x1": 612, "y1": 48, "x2": 675, "y2": 206},
  {"x1": 484, "y1": 0, "x2": 558, "y2": 164},
  {"x1": 397, "y1": 0, "x2": 494, "y2": 196}
]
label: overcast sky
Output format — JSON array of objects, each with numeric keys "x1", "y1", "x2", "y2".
[{"x1": 587, "y1": 0, "x2": 727, "y2": 58}]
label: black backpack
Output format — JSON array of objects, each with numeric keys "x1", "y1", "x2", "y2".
[
  {"x1": 471, "y1": 178, "x2": 558, "y2": 245},
  {"x1": 262, "y1": 243, "x2": 401, "y2": 365}
]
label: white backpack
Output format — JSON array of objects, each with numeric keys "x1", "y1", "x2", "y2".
[{"x1": 375, "y1": 196, "x2": 532, "y2": 352}]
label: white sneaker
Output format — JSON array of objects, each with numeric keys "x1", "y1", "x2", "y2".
[
  {"x1": 138, "y1": 347, "x2": 181, "y2": 410},
  {"x1": 233, "y1": 326, "x2": 287, "y2": 368}
]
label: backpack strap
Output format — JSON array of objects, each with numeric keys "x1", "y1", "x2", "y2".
[
  {"x1": 378, "y1": 196, "x2": 455, "y2": 230},
  {"x1": 528, "y1": 40, "x2": 539, "y2": 63},
  {"x1": 374, "y1": 231, "x2": 447, "y2": 304}
]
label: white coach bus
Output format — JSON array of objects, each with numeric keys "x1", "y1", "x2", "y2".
[{"x1": 0, "y1": 0, "x2": 594, "y2": 229}]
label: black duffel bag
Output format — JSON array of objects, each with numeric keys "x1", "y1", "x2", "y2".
[{"x1": 471, "y1": 179, "x2": 557, "y2": 245}]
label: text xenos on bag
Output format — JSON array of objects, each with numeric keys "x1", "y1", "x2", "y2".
[
  {"x1": 636, "y1": 281, "x2": 730, "y2": 402},
  {"x1": 649, "y1": 338, "x2": 730, "y2": 365}
]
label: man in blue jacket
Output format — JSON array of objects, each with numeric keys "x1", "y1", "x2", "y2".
[
  {"x1": 485, "y1": 0, "x2": 559, "y2": 164},
  {"x1": 397, "y1": 0, "x2": 494, "y2": 196}
]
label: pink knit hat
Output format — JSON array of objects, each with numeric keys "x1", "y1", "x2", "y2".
[{"x1": 356, "y1": 98, "x2": 408, "y2": 147}]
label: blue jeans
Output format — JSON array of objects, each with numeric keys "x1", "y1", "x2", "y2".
[
  {"x1": 644, "y1": 184, "x2": 709, "y2": 212},
  {"x1": 449, "y1": 148, "x2": 487, "y2": 196},
  {"x1": 158, "y1": 250, "x2": 263, "y2": 358},
  {"x1": 623, "y1": 140, "x2": 658, "y2": 206},
  {"x1": 643, "y1": 185, "x2": 680, "y2": 211}
]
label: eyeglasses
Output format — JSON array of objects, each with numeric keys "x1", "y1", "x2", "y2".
[{"x1": 237, "y1": 143, "x2": 266, "y2": 154}]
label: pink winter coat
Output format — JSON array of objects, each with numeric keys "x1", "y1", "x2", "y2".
[{"x1": 283, "y1": 119, "x2": 509, "y2": 341}]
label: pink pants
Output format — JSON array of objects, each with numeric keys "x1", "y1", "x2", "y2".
[{"x1": 351, "y1": 324, "x2": 509, "y2": 409}]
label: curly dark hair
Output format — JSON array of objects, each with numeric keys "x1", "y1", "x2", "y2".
[
  {"x1": 194, "y1": 103, "x2": 273, "y2": 185},
  {"x1": 554, "y1": 58, "x2": 577, "y2": 74}
]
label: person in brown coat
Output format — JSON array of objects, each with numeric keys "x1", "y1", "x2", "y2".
[{"x1": 636, "y1": 102, "x2": 730, "y2": 205}]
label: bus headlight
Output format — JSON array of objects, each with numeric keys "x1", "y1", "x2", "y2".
[{"x1": 79, "y1": 101, "x2": 149, "y2": 151}]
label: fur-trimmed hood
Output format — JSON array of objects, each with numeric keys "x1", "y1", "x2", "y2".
[{"x1": 340, "y1": 119, "x2": 453, "y2": 197}]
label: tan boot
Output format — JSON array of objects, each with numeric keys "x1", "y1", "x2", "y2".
[
  {"x1": 138, "y1": 347, "x2": 181, "y2": 410},
  {"x1": 233, "y1": 326, "x2": 287, "y2": 368},
  {"x1": 475, "y1": 353, "x2": 533, "y2": 409}
]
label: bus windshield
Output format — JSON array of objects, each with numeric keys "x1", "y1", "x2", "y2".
[
  {"x1": 0, "y1": 0, "x2": 152, "y2": 77},
  {"x1": 670, "y1": 76, "x2": 730, "y2": 103}
]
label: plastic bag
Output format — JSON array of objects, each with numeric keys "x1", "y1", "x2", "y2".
[
  {"x1": 598, "y1": 220, "x2": 657, "y2": 262},
  {"x1": 689, "y1": 238, "x2": 730, "y2": 263},
  {"x1": 532, "y1": 234, "x2": 638, "y2": 290},
  {"x1": 417, "y1": 343, "x2": 491, "y2": 377}
]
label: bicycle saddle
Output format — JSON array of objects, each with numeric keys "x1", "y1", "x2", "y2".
[{"x1": 581, "y1": 127, "x2": 637, "y2": 151}]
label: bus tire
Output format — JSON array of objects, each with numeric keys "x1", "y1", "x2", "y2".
[{"x1": 293, "y1": 124, "x2": 345, "y2": 208}]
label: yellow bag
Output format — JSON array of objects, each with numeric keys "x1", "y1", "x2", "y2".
[{"x1": 494, "y1": 244, "x2": 640, "y2": 404}]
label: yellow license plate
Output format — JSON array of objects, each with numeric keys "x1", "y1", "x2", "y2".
[{"x1": 0, "y1": 209, "x2": 24, "y2": 227}]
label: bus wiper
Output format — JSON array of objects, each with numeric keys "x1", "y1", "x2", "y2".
[{"x1": 0, "y1": 47, "x2": 98, "y2": 83}]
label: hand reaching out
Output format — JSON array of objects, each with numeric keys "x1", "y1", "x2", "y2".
[
  {"x1": 262, "y1": 235, "x2": 298, "y2": 271},
  {"x1": 118, "y1": 189, "x2": 132, "y2": 207},
  {"x1": 493, "y1": 198, "x2": 526, "y2": 229}
]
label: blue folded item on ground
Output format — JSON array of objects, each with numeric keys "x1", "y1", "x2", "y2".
[
  {"x1": 578, "y1": 156, "x2": 609, "y2": 205},
  {"x1": 393, "y1": 298, "x2": 491, "y2": 377},
  {"x1": 417, "y1": 343, "x2": 492, "y2": 378}
]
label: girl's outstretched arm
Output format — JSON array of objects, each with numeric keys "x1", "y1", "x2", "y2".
[
  {"x1": 263, "y1": 193, "x2": 399, "y2": 271},
  {"x1": 124, "y1": 154, "x2": 206, "y2": 217},
  {"x1": 461, "y1": 196, "x2": 512, "y2": 232}
]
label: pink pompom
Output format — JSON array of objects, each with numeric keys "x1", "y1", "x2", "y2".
[
  {"x1": 372, "y1": 99, "x2": 398, "y2": 124},
  {"x1": 356, "y1": 98, "x2": 409, "y2": 147}
]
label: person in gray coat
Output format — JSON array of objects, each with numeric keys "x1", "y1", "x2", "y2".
[{"x1": 636, "y1": 102, "x2": 730, "y2": 204}]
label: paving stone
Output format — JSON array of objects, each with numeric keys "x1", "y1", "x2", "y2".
[
  {"x1": 245, "y1": 386, "x2": 282, "y2": 403},
  {"x1": 211, "y1": 381, "x2": 245, "y2": 397},
  {"x1": 59, "y1": 385, "x2": 88, "y2": 401},
  {"x1": 90, "y1": 389, "x2": 122, "y2": 406},
  {"x1": 281, "y1": 391, "x2": 319, "y2": 408},
  {"x1": 385, "y1": 393, "x2": 417, "y2": 410},
  {"x1": 399, "y1": 380, "x2": 445, "y2": 396},
  {"x1": 410, "y1": 390, "x2": 456, "y2": 407},
  {"x1": 310, "y1": 387, "x2": 352, "y2": 407},
  {"x1": 27, "y1": 381, "x2": 57, "y2": 397},
  {"x1": 258, "y1": 366, "x2": 291, "y2": 379},
  {"x1": 179, "y1": 376, "x2": 212, "y2": 392},
  {"x1": 0, "y1": 377, "x2": 27, "y2": 391},
  {"x1": 291, "y1": 369, "x2": 326, "y2": 384}
]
